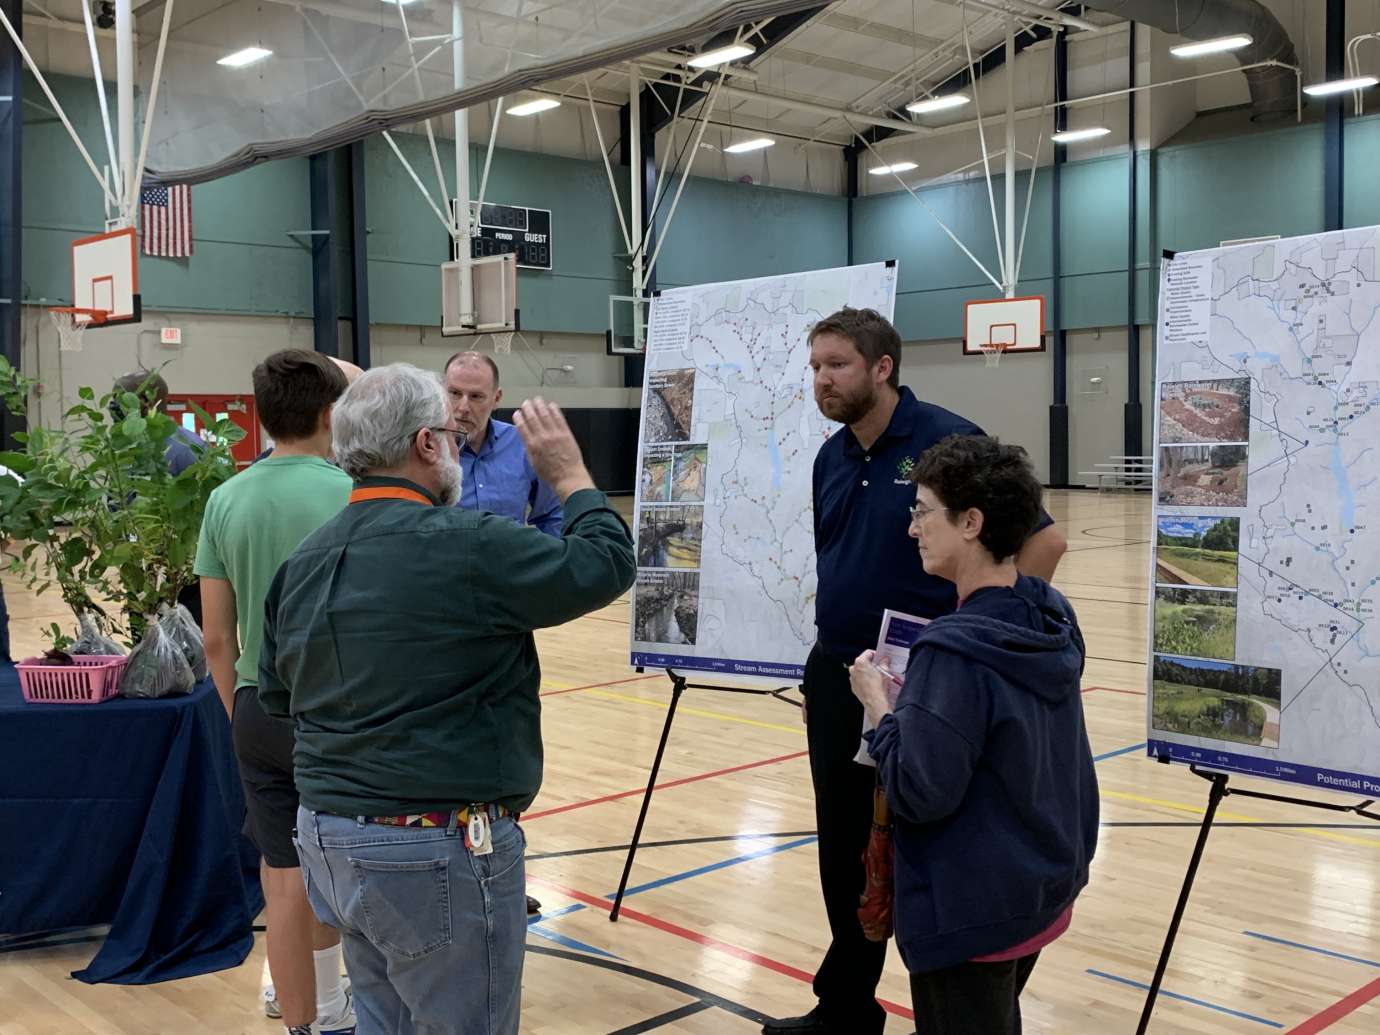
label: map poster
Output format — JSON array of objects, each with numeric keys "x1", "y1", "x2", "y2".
[
  {"x1": 1147, "y1": 227, "x2": 1380, "y2": 795},
  {"x1": 630, "y1": 261, "x2": 898, "y2": 679}
]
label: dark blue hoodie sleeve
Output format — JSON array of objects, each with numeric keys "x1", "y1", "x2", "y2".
[{"x1": 865, "y1": 649, "x2": 987, "y2": 824}]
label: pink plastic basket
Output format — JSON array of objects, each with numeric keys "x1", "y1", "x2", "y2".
[{"x1": 16, "y1": 655, "x2": 128, "y2": 703}]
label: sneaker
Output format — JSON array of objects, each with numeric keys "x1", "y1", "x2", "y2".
[
  {"x1": 314, "y1": 987, "x2": 357, "y2": 1035},
  {"x1": 264, "y1": 985, "x2": 281, "y2": 1019}
]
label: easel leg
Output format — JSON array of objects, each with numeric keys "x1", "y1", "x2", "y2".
[
  {"x1": 1136, "y1": 771, "x2": 1229, "y2": 1034},
  {"x1": 610, "y1": 675, "x2": 685, "y2": 921}
]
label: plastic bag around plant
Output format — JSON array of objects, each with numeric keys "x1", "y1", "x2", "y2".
[
  {"x1": 120, "y1": 622, "x2": 194, "y2": 698},
  {"x1": 68, "y1": 612, "x2": 126, "y2": 657},
  {"x1": 158, "y1": 602, "x2": 207, "y2": 682}
]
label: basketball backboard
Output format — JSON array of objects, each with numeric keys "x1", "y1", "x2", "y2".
[
  {"x1": 963, "y1": 296, "x2": 1044, "y2": 356},
  {"x1": 441, "y1": 253, "x2": 518, "y2": 336},
  {"x1": 71, "y1": 228, "x2": 140, "y2": 326},
  {"x1": 606, "y1": 294, "x2": 650, "y2": 356}
]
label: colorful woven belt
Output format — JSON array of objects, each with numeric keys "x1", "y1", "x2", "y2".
[{"x1": 366, "y1": 804, "x2": 510, "y2": 829}]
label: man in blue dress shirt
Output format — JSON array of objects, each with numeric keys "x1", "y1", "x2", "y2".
[
  {"x1": 444, "y1": 351, "x2": 563, "y2": 537},
  {"x1": 443, "y1": 351, "x2": 561, "y2": 918}
]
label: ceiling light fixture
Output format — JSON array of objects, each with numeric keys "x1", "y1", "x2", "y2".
[
  {"x1": 1302, "y1": 75, "x2": 1378, "y2": 97},
  {"x1": 507, "y1": 98, "x2": 561, "y2": 116},
  {"x1": 723, "y1": 137, "x2": 775, "y2": 154},
  {"x1": 1051, "y1": 127, "x2": 1111, "y2": 144},
  {"x1": 906, "y1": 94, "x2": 970, "y2": 114},
  {"x1": 869, "y1": 161, "x2": 918, "y2": 176},
  {"x1": 217, "y1": 46, "x2": 272, "y2": 68},
  {"x1": 1169, "y1": 35, "x2": 1252, "y2": 58},
  {"x1": 687, "y1": 43, "x2": 755, "y2": 68}
]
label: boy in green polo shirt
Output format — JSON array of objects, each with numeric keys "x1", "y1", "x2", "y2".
[{"x1": 195, "y1": 350, "x2": 355, "y2": 1035}]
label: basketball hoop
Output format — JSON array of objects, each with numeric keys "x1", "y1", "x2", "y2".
[
  {"x1": 492, "y1": 331, "x2": 514, "y2": 355},
  {"x1": 49, "y1": 307, "x2": 109, "y2": 353},
  {"x1": 980, "y1": 342, "x2": 1007, "y2": 369}
]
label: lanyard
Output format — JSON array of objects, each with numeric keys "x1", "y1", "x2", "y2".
[{"x1": 349, "y1": 486, "x2": 435, "y2": 506}]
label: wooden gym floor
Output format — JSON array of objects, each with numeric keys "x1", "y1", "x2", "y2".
[{"x1": 2, "y1": 489, "x2": 1378, "y2": 1034}]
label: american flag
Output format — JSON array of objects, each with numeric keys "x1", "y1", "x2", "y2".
[{"x1": 140, "y1": 184, "x2": 193, "y2": 258}]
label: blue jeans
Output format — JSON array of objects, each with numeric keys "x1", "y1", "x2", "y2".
[{"x1": 295, "y1": 806, "x2": 527, "y2": 1035}]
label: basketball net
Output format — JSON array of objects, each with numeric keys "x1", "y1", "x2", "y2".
[
  {"x1": 492, "y1": 331, "x2": 514, "y2": 355},
  {"x1": 49, "y1": 307, "x2": 108, "y2": 353},
  {"x1": 981, "y1": 343, "x2": 1007, "y2": 369}
]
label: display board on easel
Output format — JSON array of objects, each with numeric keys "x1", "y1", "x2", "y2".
[
  {"x1": 627, "y1": 261, "x2": 898, "y2": 680},
  {"x1": 1146, "y1": 227, "x2": 1380, "y2": 795}
]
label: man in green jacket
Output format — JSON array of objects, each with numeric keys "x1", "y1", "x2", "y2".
[{"x1": 260, "y1": 363, "x2": 635, "y2": 1035}]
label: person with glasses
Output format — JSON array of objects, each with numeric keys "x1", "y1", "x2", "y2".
[
  {"x1": 195, "y1": 349, "x2": 356, "y2": 1035},
  {"x1": 443, "y1": 350, "x2": 563, "y2": 536},
  {"x1": 442, "y1": 351, "x2": 562, "y2": 917},
  {"x1": 764, "y1": 308, "x2": 1067, "y2": 1035},
  {"x1": 848, "y1": 433, "x2": 1098, "y2": 1033},
  {"x1": 259, "y1": 364, "x2": 635, "y2": 1035}
]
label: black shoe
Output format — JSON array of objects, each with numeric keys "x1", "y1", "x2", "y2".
[
  {"x1": 761, "y1": 1007, "x2": 831, "y2": 1035},
  {"x1": 526, "y1": 895, "x2": 542, "y2": 917}
]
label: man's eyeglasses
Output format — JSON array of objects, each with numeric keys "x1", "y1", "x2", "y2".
[{"x1": 398, "y1": 425, "x2": 466, "y2": 447}]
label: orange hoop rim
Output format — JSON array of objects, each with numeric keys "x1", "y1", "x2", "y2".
[{"x1": 49, "y1": 306, "x2": 110, "y2": 325}]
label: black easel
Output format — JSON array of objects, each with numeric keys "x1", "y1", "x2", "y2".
[
  {"x1": 609, "y1": 667, "x2": 800, "y2": 921},
  {"x1": 1137, "y1": 764, "x2": 1380, "y2": 1033}
]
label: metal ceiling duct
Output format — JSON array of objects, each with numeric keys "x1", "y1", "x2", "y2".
[{"x1": 1079, "y1": 0, "x2": 1299, "y2": 121}]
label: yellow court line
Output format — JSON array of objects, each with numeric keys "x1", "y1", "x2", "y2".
[
  {"x1": 1102, "y1": 789, "x2": 1380, "y2": 848},
  {"x1": 584, "y1": 688, "x2": 806, "y2": 736}
]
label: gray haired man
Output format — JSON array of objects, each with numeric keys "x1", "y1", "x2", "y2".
[{"x1": 259, "y1": 363, "x2": 636, "y2": 1035}]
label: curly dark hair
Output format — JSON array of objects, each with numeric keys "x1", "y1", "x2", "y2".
[
  {"x1": 807, "y1": 307, "x2": 901, "y2": 388},
  {"x1": 910, "y1": 435, "x2": 1043, "y2": 562}
]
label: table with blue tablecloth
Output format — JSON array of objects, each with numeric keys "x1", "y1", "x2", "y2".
[{"x1": 0, "y1": 663, "x2": 263, "y2": 983}]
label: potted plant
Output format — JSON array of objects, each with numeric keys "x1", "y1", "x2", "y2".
[{"x1": 0, "y1": 356, "x2": 244, "y2": 649}]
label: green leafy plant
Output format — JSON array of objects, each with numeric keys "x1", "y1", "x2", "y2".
[{"x1": 0, "y1": 355, "x2": 244, "y2": 647}]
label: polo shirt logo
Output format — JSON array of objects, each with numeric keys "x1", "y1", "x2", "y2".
[{"x1": 895, "y1": 456, "x2": 916, "y2": 485}]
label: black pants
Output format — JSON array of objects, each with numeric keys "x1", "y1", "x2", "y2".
[
  {"x1": 909, "y1": 952, "x2": 1040, "y2": 1034},
  {"x1": 175, "y1": 581, "x2": 203, "y2": 631},
  {"x1": 803, "y1": 644, "x2": 887, "y2": 1033}
]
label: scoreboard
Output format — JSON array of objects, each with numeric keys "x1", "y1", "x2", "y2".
[{"x1": 451, "y1": 201, "x2": 552, "y2": 270}]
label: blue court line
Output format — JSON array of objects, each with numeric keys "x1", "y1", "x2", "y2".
[
  {"x1": 1243, "y1": 930, "x2": 1380, "y2": 968},
  {"x1": 607, "y1": 836, "x2": 820, "y2": 900},
  {"x1": 525, "y1": 837, "x2": 820, "y2": 960},
  {"x1": 1086, "y1": 969, "x2": 1283, "y2": 1028},
  {"x1": 527, "y1": 923, "x2": 621, "y2": 960},
  {"x1": 1094, "y1": 741, "x2": 1147, "y2": 762},
  {"x1": 528, "y1": 903, "x2": 587, "y2": 926},
  {"x1": 526, "y1": 745, "x2": 1143, "y2": 955}
]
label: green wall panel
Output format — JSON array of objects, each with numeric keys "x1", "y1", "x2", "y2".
[
  {"x1": 1344, "y1": 116, "x2": 1380, "y2": 230},
  {"x1": 1155, "y1": 123, "x2": 1325, "y2": 253},
  {"x1": 364, "y1": 133, "x2": 627, "y2": 332},
  {"x1": 653, "y1": 175, "x2": 847, "y2": 288}
]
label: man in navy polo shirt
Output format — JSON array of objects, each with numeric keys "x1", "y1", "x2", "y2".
[{"x1": 763, "y1": 308, "x2": 1067, "y2": 1035}]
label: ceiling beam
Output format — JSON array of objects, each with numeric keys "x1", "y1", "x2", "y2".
[
  {"x1": 816, "y1": 12, "x2": 946, "y2": 51},
  {"x1": 844, "y1": 3, "x2": 1076, "y2": 159},
  {"x1": 768, "y1": 46, "x2": 903, "y2": 85},
  {"x1": 638, "y1": 5, "x2": 831, "y2": 138}
]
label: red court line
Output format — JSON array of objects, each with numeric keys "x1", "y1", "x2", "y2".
[
  {"x1": 540, "y1": 674, "x2": 664, "y2": 698},
  {"x1": 525, "y1": 750, "x2": 809, "y2": 820},
  {"x1": 1285, "y1": 974, "x2": 1380, "y2": 1034},
  {"x1": 526, "y1": 876, "x2": 915, "y2": 1021},
  {"x1": 1083, "y1": 685, "x2": 1148, "y2": 697}
]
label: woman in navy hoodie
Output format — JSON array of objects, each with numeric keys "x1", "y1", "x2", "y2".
[{"x1": 850, "y1": 434, "x2": 1099, "y2": 1034}]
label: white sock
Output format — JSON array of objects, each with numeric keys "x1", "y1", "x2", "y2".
[
  {"x1": 314, "y1": 944, "x2": 347, "y2": 1022},
  {"x1": 261, "y1": 956, "x2": 275, "y2": 999}
]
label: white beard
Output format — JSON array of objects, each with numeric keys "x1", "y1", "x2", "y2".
[{"x1": 437, "y1": 455, "x2": 463, "y2": 507}]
